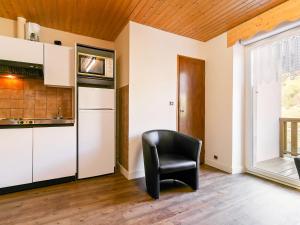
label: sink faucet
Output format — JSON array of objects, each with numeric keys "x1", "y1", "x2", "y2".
[{"x1": 56, "y1": 107, "x2": 63, "y2": 119}]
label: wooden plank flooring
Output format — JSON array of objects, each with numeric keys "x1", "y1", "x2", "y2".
[
  {"x1": 255, "y1": 157, "x2": 299, "y2": 180},
  {"x1": 1, "y1": 165, "x2": 300, "y2": 225}
]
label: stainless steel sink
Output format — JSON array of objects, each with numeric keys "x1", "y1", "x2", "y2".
[
  {"x1": 0, "y1": 118, "x2": 74, "y2": 126},
  {"x1": 34, "y1": 119, "x2": 74, "y2": 125}
]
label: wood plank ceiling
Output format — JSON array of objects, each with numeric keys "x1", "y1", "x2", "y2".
[{"x1": 0, "y1": 0, "x2": 288, "y2": 42}]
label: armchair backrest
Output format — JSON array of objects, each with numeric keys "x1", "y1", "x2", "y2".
[{"x1": 142, "y1": 130, "x2": 176, "y2": 155}]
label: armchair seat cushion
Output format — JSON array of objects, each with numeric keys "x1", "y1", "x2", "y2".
[{"x1": 159, "y1": 153, "x2": 196, "y2": 174}]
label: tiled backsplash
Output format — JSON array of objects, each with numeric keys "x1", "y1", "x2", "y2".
[{"x1": 0, "y1": 77, "x2": 73, "y2": 119}]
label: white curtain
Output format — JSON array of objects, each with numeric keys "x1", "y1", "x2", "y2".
[
  {"x1": 251, "y1": 35, "x2": 300, "y2": 85},
  {"x1": 280, "y1": 36, "x2": 300, "y2": 78}
]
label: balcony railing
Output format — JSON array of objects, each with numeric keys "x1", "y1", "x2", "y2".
[{"x1": 280, "y1": 118, "x2": 300, "y2": 157}]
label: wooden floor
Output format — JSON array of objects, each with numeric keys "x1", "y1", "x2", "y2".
[
  {"x1": 1, "y1": 166, "x2": 300, "y2": 225},
  {"x1": 255, "y1": 157, "x2": 299, "y2": 180}
]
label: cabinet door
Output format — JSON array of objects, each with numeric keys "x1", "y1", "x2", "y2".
[
  {"x1": 78, "y1": 110, "x2": 115, "y2": 179},
  {"x1": 78, "y1": 87, "x2": 115, "y2": 109},
  {"x1": 0, "y1": 35, "x2": 43, "y2": 64},
  {"x1": 0, "y1": 128, "x2": 33, "y2": 188},
  {"x1": 44, "y1": 43, "x2": 75, "y2": 87},
  {"x1": 33, "y1": 126, "x2": 76, "y2": 182}
]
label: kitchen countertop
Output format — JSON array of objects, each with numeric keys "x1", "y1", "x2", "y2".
[{"x1": 0, "y1": 118, "x2": 75, "y2": 128}]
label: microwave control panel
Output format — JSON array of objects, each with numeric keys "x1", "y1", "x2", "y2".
[{"x1": 105, "y1": 58, "x2": 114, "y2": 78}]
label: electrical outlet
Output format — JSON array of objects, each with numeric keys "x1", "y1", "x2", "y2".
[{"x1": 214, "y1": 155, "x2": 218, "y2": 160}]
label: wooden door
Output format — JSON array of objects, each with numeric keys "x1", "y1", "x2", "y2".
[{"x1": 178, "y1": 56, "x2": 205, "y2": 164}]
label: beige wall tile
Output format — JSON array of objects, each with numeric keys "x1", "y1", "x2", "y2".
[
  {"x1": 24, "y1": 99, "x2": 35, "y2": 109},
  {"x1": 10, "y1": 109, "x2": 23, "y2": 118},
  {"x1": 10, "y1": 99, "x2": 24, "y2": 109},
  {"x1": 0, "y1": 89, "x2": 12, "y2": 99},
  {"x1": 24, "y1": 108, "x2": 34, "y2": 118},
  {"x1": 0, "y1": 78, "x2": 73, "y2": 119},
  {"x1": 34, "y1": 109, "x2": 46, "y2": 118},
  {"x1": 0, "y1": 109, "x2": 10, "y2": 118},
  {"x1": 10, "y1": 90, "x2": 24, "y2": 99},
  {"x1": 0, "y1": 99, "x2": 10, "y2": 108}
]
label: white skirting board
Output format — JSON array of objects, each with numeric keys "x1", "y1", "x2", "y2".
[
  {"x1": 118, "y1": 163, "x2": 145, "y2": 180},
  {"x1": 120, "y1": 161, "x2": 245, "y2": 180},
  {"x1": 205, "y1": 159, "x2": 245, "y2": 174}
]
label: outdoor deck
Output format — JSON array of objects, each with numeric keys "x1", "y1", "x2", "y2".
[{"x1": 255, "y1": 157, "x2": 299, "y2": 180}]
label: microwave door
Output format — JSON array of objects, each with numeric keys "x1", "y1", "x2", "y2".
[{"x1": 79, "y1": 55, "x2": 105, "y2": 76}]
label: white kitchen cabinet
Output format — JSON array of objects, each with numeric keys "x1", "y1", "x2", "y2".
[
  {"x1": 78, "y1": 110, "x2": 115, "y2": 179},
  {"x1": 33, "y1": 126, "x2": 76, "y2": 182},
  {"x1": 44, "y1": 43, "x2": 75, "y2": 87},
  {"x1": 0, "y1": 35, "x2": 43, "y2": 64},
  {"x1": 0, "y1": 128, "x2": 33, "y2": 188}
]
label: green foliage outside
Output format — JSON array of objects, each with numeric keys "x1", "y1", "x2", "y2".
[{"x1": 282, "y1": 73, "x2": 300, "y2": 118}]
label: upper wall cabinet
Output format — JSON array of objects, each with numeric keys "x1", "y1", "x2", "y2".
[
  {"x1": 0, "y1": 35, "x2": 43, "y2": 64},
  {"x1": 44, "y1": 43, "x2": 75, "y2": 87}
]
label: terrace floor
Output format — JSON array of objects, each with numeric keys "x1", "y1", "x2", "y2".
[{"x1": 255, "y1": 157, "x2": 299, "y2": 180}]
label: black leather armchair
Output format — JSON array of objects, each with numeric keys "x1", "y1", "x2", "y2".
[
  {"x1": 142, "y1": 130, "x2": 202, "y2": 199},
  {"x1": 295, "y1": 157, "x2": 300, "y2": 179}
]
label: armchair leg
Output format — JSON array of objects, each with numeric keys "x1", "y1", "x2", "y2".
[
  {"x1": 188, "y1": 168, "x2": 199, "y2": 190},
  {"x1": 145, "y1": 174, "x2": 160, "y2": 199},
  {"x1": 174, "y1": 169, "x2": 199, "y2": 190}
]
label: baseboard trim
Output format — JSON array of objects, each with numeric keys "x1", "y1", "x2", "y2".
[
  {"x1": 0, "y1": 176, "x2": 76, "y2": 195},
  {"x1": 119, "y1": 163, "x2": 129, "y2": 179},
  {"x1": 231, "y1": 165, "x2": 245, "y2": 174},
  {"x1": 129, "y1": 170, "x2": 144, "y2": 180},
  {"x1": 118, "y1": 163, "x2": 144, "y2": 180},
  {"x1": 205, "y1": 159, "x2": 233, "y2": 174}
]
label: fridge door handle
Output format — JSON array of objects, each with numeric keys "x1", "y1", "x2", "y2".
[{"x1": 79, "y1": 108, "x2": 115, "y2": 110}]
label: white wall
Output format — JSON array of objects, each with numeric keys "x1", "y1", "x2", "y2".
[
  {"x1": 0, "y1": 17, "x2": 15, "y2": 37},
  {"x1": 232, "y1": 43, "x2": 245, "y2": 173},
  {"x1": 115, "y1": 23, "x2": 129, "y2": 88},
  {"x1": 128, "y1": 22, "x2": 208, "y2": 177},
  {"x1": 205, "y1": 33, "x2": 235, "y2": 173},
  {"x1": 0, "y1": 17, "x2": 114, "y2": 49}
]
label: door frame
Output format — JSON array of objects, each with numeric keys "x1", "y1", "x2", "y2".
[{"x1": 244, "y1": 41, "x2": 300, "y2": 188}]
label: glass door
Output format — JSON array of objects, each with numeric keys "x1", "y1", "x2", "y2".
[{"x1": 246, "y1": 27, "x2": 300, "y2": 187}]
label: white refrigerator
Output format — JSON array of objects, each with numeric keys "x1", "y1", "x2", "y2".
[{"x1": 78, "y1": 87, "x2": 115, "y2": 179}]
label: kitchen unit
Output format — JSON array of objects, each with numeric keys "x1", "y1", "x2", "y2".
[
  {"x1": 0, "y1": 35, "x2": 76, "y2": 193},
  {"x1": 0, "y1": 35, "x2": 115, "y2": 193},
  {"x1": 0, "y1": 35, "x2": 75, "y2": 88},
  {"x1": 77, "y1": 45, "x2": 116, "y2": 179},
  {"x1": 0, "y1": 124, "x2": 76, "y2": 190}
]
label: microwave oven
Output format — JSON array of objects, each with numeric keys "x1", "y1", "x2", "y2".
[{"x1": 78, "y1": 52, "x2": 114, "y2": 79}]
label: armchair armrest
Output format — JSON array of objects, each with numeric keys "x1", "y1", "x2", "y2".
[
  {"x1": 294, "y1": 157, "x2": 300, "y2": 179},
  {"x1": 174, "y1": 132, "x2": 202, "y2": 163},
  {"x1": 142, "y1": 135, "x2": 159, "y2": 171}
]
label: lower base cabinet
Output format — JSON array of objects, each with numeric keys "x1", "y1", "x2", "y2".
[
  {"x1": 0, "y1": 128, "x2": 33, "y2": 188},
  {"x1": 0, "y1": 126, "x2": 77, "y2": 190},
  {"x1": 33, "y1": 127, "x2": 76, "y2": 182}
]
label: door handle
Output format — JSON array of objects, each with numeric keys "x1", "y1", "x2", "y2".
[{"x1": 180, "y1": 109, "x2": 184, "y2": 113}]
